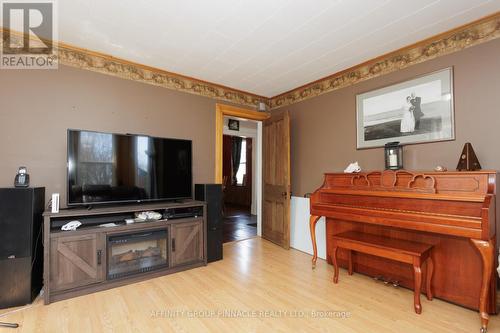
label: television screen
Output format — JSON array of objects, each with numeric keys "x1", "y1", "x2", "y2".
[{"x1": 67, "y1": 129, "x2": 192, "y2": 206}]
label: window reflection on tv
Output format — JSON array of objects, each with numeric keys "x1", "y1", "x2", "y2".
[{"x1": 67, "y1": 129, "x2": 192, "y2": 205}]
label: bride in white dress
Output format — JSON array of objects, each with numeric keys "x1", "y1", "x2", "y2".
[{"x1": 400, "y1": 96, "x2": 415, "y2": 133}]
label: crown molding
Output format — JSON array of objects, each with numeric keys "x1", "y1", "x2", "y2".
[
  {"x1": 269, "y1": 12, "x2": 500, "y2": 109},
  {"x1": 2, "y1": 12, "x2": 499, "y2": 110},
  {"x1": 0, "y1": 28, "x2": 268, "y2": 109}
]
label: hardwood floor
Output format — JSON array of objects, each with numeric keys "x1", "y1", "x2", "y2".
[
  {"x1": 223, "y1": 205, "x2": 257, "y2": 243},
  {"x1": 1, "y1": 237, "x2": 498, "y2": 332}
]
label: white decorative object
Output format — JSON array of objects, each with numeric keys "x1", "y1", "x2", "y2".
[
  {"x1": 61, "y1": 220, "x2": 81, "y2": 231},
  {"x1": 344, "y1": 162, "x2": 361, "y2": 173},
  {"x1": 135, "y1": 211, "x2": 162, "y2": 222},
  {"x1": 51, "y1": 193, "x2": 60, "y2": 213},
  {"x1": 434, "y1": 165, "x2": 448, "y2": 172}
]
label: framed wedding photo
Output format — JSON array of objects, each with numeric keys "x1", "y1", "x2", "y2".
[{"x1": 356, "y1": 67, "x2": 455, "y2": 149}]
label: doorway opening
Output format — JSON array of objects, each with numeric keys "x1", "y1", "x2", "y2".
[
  {"x1": 222, "y1": 119, "x2": 257, "y2": 242},
  {"x1": 214, "y1": 104, "x2": 270, "y2": 243}
]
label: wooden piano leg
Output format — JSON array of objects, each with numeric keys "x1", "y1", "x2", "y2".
[
  {"x1": 309, "y1": 215, "x2": 321, "y2": 269},
  {"x1": 347, "y1": 250, "x2": 353, "y2": 275},
  {"x1": 426, "y1": 257, "x2": 434, "y2": 301},
  {"x1": 471, "y1": 239, "x2": 494, "y2": 333},
  {"x1": 412, "y1": 257, "x2": 423, "y2": 314},
  {"x1": 332, "y1": 246, "x2": 339, "y2": 284}
]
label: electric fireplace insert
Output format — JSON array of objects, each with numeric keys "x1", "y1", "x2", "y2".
[{"x1": 107, "y1": 229, "x2": 168, "y2": 280}]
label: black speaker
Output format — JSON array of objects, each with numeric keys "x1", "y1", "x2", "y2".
[
  {"x1": 0, "y1": 187, "x2": 44, "y2": 309},
  {"x1": 195, "y1": 184, "x2": 223, "y2": 263}
]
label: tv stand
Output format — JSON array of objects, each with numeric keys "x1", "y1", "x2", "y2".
[{"x1": 43, "y1": 201, "x2": 207, "y2": 304}]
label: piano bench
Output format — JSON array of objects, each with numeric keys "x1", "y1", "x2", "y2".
[{"x1": 331, "y1": 231, "x2": 434, "y2": 314}]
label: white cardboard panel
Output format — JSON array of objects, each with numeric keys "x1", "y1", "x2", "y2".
[{"x1": 290, "y1": 196, "x2": 326, "y2": 260}]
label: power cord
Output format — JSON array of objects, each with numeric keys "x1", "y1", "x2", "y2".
[
  {"x1": 0, "y1": 306, "x2": 24, "y2": 329},
  {"x1": 31, "y1": 222, "x2": 43, "y2": 268},
  {"x1": 0, "y1": 291, "x2": 43, "y2": 329}
]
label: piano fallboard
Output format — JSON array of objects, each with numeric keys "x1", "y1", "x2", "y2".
[{"x1": 310, "y1": 170, "x2": 496, "y2": 240}]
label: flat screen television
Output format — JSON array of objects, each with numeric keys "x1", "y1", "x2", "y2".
[{"x1": 67, "y1": 129, "x2": 192, "y2": 206}]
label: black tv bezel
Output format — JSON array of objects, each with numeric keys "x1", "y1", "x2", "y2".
[{"x1": 66, "y1": 129, "x2": 193, "y2": 207}]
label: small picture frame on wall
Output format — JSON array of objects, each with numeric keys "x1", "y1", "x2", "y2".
[
  {"x1": 356, "y1": 67, "x2": 455, "y2": 149},
  {"x1": 228, "y1": 119, "x2": 240, "y2": 131}
]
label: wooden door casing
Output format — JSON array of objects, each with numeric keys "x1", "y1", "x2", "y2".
[
  {"x1": 262, "y1": 111, "x2": 291, "y2": 249},
  {"x1": 171, "y1": 220, "x2": 204, "y2": 267},
  {"x1": 50, "y1": 233, "x2": 105, "y2": 292}
]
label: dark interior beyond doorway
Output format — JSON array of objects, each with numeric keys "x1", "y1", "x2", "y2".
[
  {"x1": 222, "y1": 135, "x2": 252, "y2": 207},
  {"x1": 222, "y1": 134, "x2": 256, "y2": 242}
]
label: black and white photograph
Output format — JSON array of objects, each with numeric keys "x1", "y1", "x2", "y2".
[
  {"x1": 228, "y1": 119, "x2": 240, "y2": 131},
  {"x1": 356, "y1": 68, "x2": 454, "y2": 149}
]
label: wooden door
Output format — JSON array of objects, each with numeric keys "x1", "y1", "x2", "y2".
[
  {"x1": 171, "y1": 220, "x2": 204, "y2": 267},
  {"x1": 50, "y1": 233, "x2": 105, "y2": 292},
  {"x1": 262, "y1": 110, "x2": 291, "y2": 249}
]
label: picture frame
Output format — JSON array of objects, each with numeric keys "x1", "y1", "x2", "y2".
[
  {"x1": 356, "y1": 67, "x2": 455, "y2": 149},
  {"x1": 228, "y1": 119, "x2": 240, "y2": 131}
]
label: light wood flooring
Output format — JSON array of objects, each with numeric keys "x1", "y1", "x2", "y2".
[{"x1": 1, "y1": 237, "x2": 499, "y2": 332}]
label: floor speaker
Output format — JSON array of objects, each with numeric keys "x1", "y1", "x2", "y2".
[
  {"x1": 195, "y1": 184, "x2": 223, "y2": 263},
  {"x1": 0, "y1": 187, "x2": 45, "y2": 309}
]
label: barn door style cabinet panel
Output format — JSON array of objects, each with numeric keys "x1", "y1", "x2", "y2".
[
  {"x1": 43, "y1": 201, "x2": 207, "y2": 304},
  {"x1": 171, "y1": 220, "x2": 204, "y2": 267},
  {"x1": 49, "y1": 233, "x2": 105, "y2": 292}
]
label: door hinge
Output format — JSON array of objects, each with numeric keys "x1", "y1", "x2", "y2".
[{"x1": 97, "y1": 250, "x2": 102, "y2": 265}]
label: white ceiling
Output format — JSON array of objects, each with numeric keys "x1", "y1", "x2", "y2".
[{"x1": 56, "y1": 0, "x2": 500, "y2": 97}]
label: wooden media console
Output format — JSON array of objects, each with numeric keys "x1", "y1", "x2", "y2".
[{"x1": 43, "y1": 201, "x2": 207, "y2": 304}]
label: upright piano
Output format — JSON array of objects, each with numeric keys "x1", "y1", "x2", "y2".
[{"x1": 309, "y1": 170, "x2": 498, "y2": 333}]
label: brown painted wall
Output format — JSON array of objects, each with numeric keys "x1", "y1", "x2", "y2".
[
  {"x1": 0, "y1": 65, "x2": 217, "y2": 206},
  {"x1": 277, "y1": 38, "x2": 500, "y2": 197},
  {"x1": 2, "y1": 38, "x2": 499, "y2": 204}
]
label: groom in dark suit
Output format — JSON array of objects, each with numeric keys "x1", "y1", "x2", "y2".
[{"x1": 410, "y1": 95, "x2": 424, "y2": 130}]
